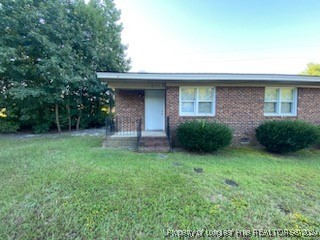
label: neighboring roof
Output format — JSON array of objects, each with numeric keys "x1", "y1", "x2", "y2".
[{"x1": 97, "y1": 72, "x2": 320, "y2": 83}]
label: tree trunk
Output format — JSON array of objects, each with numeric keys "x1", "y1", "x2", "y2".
[
  {"x1": 66, "y1": 104, "x2": 71, "y2": 131},
  {"x1": 55, "y1": 103, "x2": 61, "y2": 133},
  {"x1": 76, "y1": 109, "x2": 82, "y2": 130}
]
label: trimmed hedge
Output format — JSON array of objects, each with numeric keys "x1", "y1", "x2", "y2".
[
  {"x1": 255, "y1": 120, "x2": 320, "y2": 153},
  {"x1": 177, "y1": 121, "x2": 232, "y2": 152}
]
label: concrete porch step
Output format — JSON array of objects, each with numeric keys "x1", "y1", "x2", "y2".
[
  {"x1": 138, "y1": 146, "x2": 171, "y2": 153},
  {"x1": 139, "y1": 137, "x2": 169, "y2": 146},
  {"x1": 138, "y1": 136, "x2": 170, "y2": 152}
]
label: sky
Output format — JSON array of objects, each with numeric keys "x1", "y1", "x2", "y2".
[{"x1": 113, "y1": 0, "x2": 320, "y2": 74}]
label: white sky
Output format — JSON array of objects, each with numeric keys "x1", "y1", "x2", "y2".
[{"x1": 114, "y1": 0, "x2": 320, "y2": 74}]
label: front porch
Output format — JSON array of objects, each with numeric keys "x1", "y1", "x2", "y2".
[
  {"x1": 101, "y1": 86, "x2": 172, "y2": 152},
  {"x1": 104, "y1": 116, "x2": 171, "y2": 152}
]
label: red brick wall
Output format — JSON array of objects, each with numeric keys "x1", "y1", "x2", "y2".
[
  {"x1": 115, "y1": 87, "x2": 320, "y2": 144},
  {"x1": 115, "y1": 90, "x2": 145, "y2": 131},
  {"x1": 216, "y1": 87, "x2": 265, "y2": 139},
  {"x1": 297, "y1": 88, "x2": 320, "y2": 124},
  {"x1": 166, "y1": 86, "x2": 320, "y2": 145}
]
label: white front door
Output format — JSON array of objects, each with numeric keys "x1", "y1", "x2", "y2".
[{"x1": 145, "y1": 90, "x2": 165, "y2": 131}]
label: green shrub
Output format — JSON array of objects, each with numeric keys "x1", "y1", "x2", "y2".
[
  {"x1": 177, "y1": 121, "x2": 232, "y2": 152},
  {"x1": 316, "y1": 126, "x2": 320, "y2": 146},
  {"x1": 0, "y1": 119, "x2": 20, "y2": 133},
  {"x1": 256, "y1": 120, "x2": 320, "y2": 153},
  {"x1": 32, "y1": 122, "x2": 51, "y2": 134}
]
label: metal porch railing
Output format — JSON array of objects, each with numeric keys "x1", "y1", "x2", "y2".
[{"x1": 106, "y1": 116, "x2": 142, "y2": 136}]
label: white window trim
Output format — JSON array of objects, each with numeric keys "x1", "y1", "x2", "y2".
[
  {"x1": 264, "y1": 87, "x2": 298, "y2": 117},
  {"x1": 179, "y1": 86, "x2": 216, "y2": 116}
]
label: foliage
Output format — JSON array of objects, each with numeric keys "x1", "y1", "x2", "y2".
[
  {"x1": 0, "y1": 136, "x2": 320, "y2": 238},
  {"x1": 0, "y1": 0, "x2": 130, "y2": 133},
  {"x1": 0, "y1": 119, "x2": 19, "y2": 133},
  {"x1": 301, "y1": 62, "x2": 320, "y2": 76},
  {"x1": 256, "y1": 120, "x2": 320, "y2": 153},
  {"x1": 0, "y1": 108, "x2": 7, "y2": 118},
  {"x1": 0, "y1": 108, "x2": 20, "y2": 133},
  {"x1": 32, "y1": 122, "x2": 51, "y2": 134},
  {"x1": 177, "y1": 120, "x2": 232, "y2": 152}
]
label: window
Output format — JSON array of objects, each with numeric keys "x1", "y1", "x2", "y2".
[
  {"x1": 264, "y1": 87, "x2": 297, "y2": 116},
  {"x1": 180, "y1": 87, "x2": 215, "y2": 116}
]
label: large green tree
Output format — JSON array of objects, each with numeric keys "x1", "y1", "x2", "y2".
[
  {"x1": 0, "y1": 0, "x2": 130, "y2": 133},
  {"x1": 301, "y1": 62, "x2": 320, "y2": 76}
]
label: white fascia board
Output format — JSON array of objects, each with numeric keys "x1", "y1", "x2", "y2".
[{"x1": 97, "y1": 72, "x2": 320, "y2": 83}]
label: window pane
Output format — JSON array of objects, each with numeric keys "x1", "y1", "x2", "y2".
[
  {"x1": 265, "y1": 88, "x2": 278, "y2": 101},
  {"x1": 264, "y1": 102, "x2": 277, "y2": 113},
  {"x1": 281, "y1": 88, "x2": 294, "y2": 101},
  {"x1": 281, "y1": 102, "x2": 292, "y2": 114},
  {"x1": 198, "y1": 88, "x2": 213, "y2": 101},
  {"x1": 181, "y1": 102, "x2": 195, "y2": 113},
  {"x1": 181, "y1": 88, "x2": 196, "y2": 101},
  {"x1": 198, "y1": 102, "x2": 212, "y2": 114}
]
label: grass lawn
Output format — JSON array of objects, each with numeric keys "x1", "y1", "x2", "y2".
[{"x1": 0, "y1": 135, "x2": 320, "y2": 239}]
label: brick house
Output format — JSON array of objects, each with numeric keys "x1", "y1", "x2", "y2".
[{"x1": 97, "y1": 72, "x2": 320, "y2": 150}]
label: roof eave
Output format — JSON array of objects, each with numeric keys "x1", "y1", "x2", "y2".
[{"x1": 97, "y1": 72, "x2": 320, "y2": 84}]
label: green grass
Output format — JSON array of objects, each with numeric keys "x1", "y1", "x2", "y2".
[{"x1": 0, "y1": 135, "x2": 320, "y2": 239}]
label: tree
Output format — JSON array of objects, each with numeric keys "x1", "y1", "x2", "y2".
[
  {"x1": 0, "y1": 0, "x2": 130, "y2": 133},
  {"x1": 301, "y1": 63, "x2": 320, "y2": 76}
]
